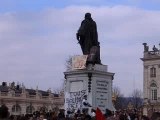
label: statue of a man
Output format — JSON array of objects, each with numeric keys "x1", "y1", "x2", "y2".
[
  {"x1": 77, "y1": 13, "x2": 99, "y2": 55},
  {"x1": 76, "y1": 13, "x2": 101, "y2": 64}
]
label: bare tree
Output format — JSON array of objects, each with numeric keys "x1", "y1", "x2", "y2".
[
  {"x1": 53, "y1": 87, "x2": 64, "y2": 96},
  {"x1": 130, "y1": 89, "x2": 143, "y2": 109},
  {"x1": 53, "y1": 79, "x2": 65, "y2": 95},
  {"x1": 113, "y1": 86, "x2": 122, "y2": 98},
  {"x1": 112, "y1": 86, "x2": 125, "y2": 110},
  {"x1": 65, "y1": 56, "x2": 72, "y2": 71}
]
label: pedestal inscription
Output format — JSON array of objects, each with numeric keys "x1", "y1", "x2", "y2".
[{"x1": 96, "y1": 80, "x2": 108, "y2": 112}]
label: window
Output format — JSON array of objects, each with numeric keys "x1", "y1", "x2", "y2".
[
  {"x1": 150, "y1": 83, "x2": 157, "y2": 100},
  {"x1": 26, "y1": 105, "x2": 35, "y2": 114},
  {"x1": 150, "y1": 83, "x2": 157, "y2": 87},
  {"x1": 150, "y1": 67, "x2": 156, "y2": 77},
  {"x1": 151, "y1": 89, "x2": 157, "y2": 100},
  {"x1": 12, "y1": 104, "x2": 21, "y2": 113}
]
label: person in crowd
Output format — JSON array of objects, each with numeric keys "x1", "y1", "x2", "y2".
[
  {"x1": 104, "y1": 108, "x2": 113, "y2": 119},
  {"x1": 91, "y1": 108, "x2": 96, "y2": 120},
  {"x1": 141, "y1": 115, "x2": 150, "y2": 120},
  {"x1": 81, "y1": 108, "x2": 92, "y2": 120},
  {"x1": 113, "y1": 111, "x2": 120, "y2": 120},
  {"x1": 151, "y1": 112, "x2": 160, "y2": 120},
  {"x1": 119, "y1": 109, "x2": 128, "y2": 120},
  {"x1": 57, "y1": 109, "x2": 65, "y2": 120},
  {"x1": 39, "y1": 113, "x2": 47, "y2": 120},
  {"x1": 82, "y1": 95, "x2": 92, "y2": 108}
]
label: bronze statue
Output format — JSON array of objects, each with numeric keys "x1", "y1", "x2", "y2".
[{"x1": 76, "y1": 13, "x2": 101, "y2": 64}]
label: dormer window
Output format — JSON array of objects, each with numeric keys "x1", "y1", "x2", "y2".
[{"x1": 150, "y1": 67, "x2": 156, "y2": 77}]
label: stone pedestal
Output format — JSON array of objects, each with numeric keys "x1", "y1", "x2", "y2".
[{"x1": 64, "y1": 64, "x2": 115, "y2": 113}]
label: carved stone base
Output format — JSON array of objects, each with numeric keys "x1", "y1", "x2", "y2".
[{"x1": 64, "y1": 64, "x2": 115, "y2": 113}]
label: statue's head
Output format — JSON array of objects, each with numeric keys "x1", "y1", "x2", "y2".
[{"x1": 85, "y1": 13, "x2": 91, "y2": 19}]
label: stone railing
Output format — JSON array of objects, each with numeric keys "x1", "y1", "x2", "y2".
[
  {"x1": 0, "y1": 92, "x2": 8, "y2": 96},
  {"x1": 42, "y1": 96, "x2": 49, "y2": 100},
  {"x1": 27, "y1": 95, "x2": 36, "y2": 99},
  {"x1": 0, "y1": 91, "x2": 64, "y2": 104},
  {"x1": 14, "y1": 93, "x2": 22, "y2": 97},
  {"x1": 148, "y1": 51, "x2": 160, "y2": 55}
]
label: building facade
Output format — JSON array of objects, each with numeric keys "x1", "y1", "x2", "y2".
[
  {"x1": 141, "y1": 43, "x2": 160, "y2": 116},
  {"x1": 0, "y1": 82, "x2": 64, "y2": 115}
]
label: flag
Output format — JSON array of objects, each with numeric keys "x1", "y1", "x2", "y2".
[{"x1": 96, "y1": 107, "x2": 106, "y2": 120}]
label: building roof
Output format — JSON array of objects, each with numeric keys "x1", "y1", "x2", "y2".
[
  {"x1": 0, "y1": 82, "x2": 63, "y2": 98},
  {"x1": 38, "y1": 90, "x2": 49, "y2": 96},
  {"x1": 141, "y1": 43, "x2": 160, "y2": 61},
  {"x1": 26, "y1": 89, "x2": 36, "y2": 95},
  {"x1": 54, "y1": 94, "x2": 59, "y2": 97},
  {"x1": 0, "y1": 82, "x2": 54, "y2": 96}
]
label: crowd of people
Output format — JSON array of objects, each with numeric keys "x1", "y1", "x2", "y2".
[{"x1": 0, "y1": 104, "x2": 160, "y2": 120}]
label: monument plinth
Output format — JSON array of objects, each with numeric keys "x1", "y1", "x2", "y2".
[
  {"x1": 64, "y1": 13, "x2": 115, "y2": 113},
  {"x1": 64, "y1": 63, "x2": 114, "y2": 113}
]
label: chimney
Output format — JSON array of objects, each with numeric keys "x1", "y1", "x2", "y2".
[
  {"x1": 2, "y1": 82, "x2": 7, "y2": 87},
  {"x1": 16, "y1": 85, "x2": 20, "y2": 90}
]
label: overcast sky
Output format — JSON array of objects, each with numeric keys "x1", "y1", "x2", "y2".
[{"x1": 0, "y1": 0, "x2": 160, "y2": 96}]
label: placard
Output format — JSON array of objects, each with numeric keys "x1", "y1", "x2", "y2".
[{"x1": 72, "y1": 55, "x2": 88, "y2": 70}]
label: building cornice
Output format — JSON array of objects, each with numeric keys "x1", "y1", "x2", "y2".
[
  {"x1": 64, "y1": 69, "x2": 115, "y2": 80},
  {"x1": 140, "y1": 56, "x2": 160, "y2": 61}
]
